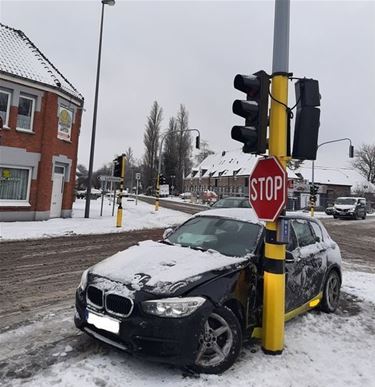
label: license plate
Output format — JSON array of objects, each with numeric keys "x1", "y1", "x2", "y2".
[{"x1": 87, "y1": 310, "x2": 120, "y2": 334}]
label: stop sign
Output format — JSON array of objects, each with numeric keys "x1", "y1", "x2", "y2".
[{"x1": 249, "y1": 157, "x2": 287, "y2": 222}]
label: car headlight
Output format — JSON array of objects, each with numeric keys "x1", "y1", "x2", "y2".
[
  {"x1": 78, "y1": 269, "x2": 89, "y2": 291},
  {"x1": 142, "y1": 297, "x2": 206, "y2": 318}
]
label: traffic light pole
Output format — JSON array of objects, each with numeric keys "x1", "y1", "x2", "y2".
[
  {"x1": 262, "y1": 0, "x2": 290, "y2": 355},
  {"x1": 116, "y1": 154, "x2": 126, "y2": 227}
]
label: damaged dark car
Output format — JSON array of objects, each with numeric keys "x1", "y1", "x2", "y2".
[{"x1": 75, "y1": 208, "x2": 342, "y2": 374}]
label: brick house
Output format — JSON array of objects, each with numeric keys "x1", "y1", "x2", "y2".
[
  {"x1": 0, "y1": 24, "x2": 84, "y2": 221},
  {"x1": 184, "y1": 150, "x2": 371, "y2": 210}
]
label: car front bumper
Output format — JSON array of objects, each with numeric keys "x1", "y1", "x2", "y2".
[{"x1": 75, "y1": 289, "x2": 213, "y2": 366}]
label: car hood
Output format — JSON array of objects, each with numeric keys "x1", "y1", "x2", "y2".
[
  {"x1": 90, "y1": 240, "x2": 249, "y2": 296},
  {"x1": 334, "y1": 204, "x2": 355, "y2": 210}
]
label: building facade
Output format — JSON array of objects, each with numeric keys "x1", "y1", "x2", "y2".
[{"x1": 0, "y1": 24, "x2": 84, "y2": 221}]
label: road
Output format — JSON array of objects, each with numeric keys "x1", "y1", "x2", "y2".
[{"x1": 0, "y1": 206, "x2": 374, "y2": 383}]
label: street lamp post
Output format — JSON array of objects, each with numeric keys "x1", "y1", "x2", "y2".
[
  {"x1": 155, "y1": 129, "x2": 201, "y2": 211},
  {"x1": 84, "y1": 0, "x2": 115, "y2": 218},
  {"x1": 310, "y1": 137, "x2": 354, "y2": 217}
]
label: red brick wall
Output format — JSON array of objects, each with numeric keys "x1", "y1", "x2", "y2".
[{"x1": 2, "y1": 89, "x2": 82, "y2": 215}]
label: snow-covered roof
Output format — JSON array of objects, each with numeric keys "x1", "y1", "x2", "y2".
[
  {"x1": 187, "y1": 149, "x2": 298, "y2": 180},
  {"x1": 0, "y1": 23, "x2": 83, "y2": 102},
  {"x1": 295, "y1": 165, "x2": 375, "y2": 192},
  {"x1": 188, "y1": 149, "x2": 374, "y2": 191}
]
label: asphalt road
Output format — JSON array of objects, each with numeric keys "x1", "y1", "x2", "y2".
[{"x1": 0, "y1": 205, "x2": 374, "y2": 383}]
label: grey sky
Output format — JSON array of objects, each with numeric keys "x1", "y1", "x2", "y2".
[{"x1": 2, "y1": 0, "x2": 374, "y2": 170}]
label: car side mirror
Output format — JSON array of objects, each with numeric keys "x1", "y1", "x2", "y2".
[
  {"x1": 163, "y1": 228, "x2": 173, "y2": 240},
  {"x1": 285, "y1": 251, "x2": 294, "y2": 263}
]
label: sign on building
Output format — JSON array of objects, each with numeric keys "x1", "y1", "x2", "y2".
[{"x1": 57, "y1": 106, "x2": 73, "y2": 141}]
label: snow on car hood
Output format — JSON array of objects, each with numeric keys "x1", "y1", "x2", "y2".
[{"x1": 90, "y1": 240, "x2": 248, "y2": 295}]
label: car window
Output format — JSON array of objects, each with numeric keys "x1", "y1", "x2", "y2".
[
  {"x1": 287, "y1": 226, "x2": 297, "y2": 252},
  {"x1": 310, "y1": 221, "x2": 323, "y2": 242},
  {"x1": 167, "y1": 216, "x2": 261, "y2": 257},
  {"x1": 291, "y1": 219, "x2": 316, "y2": 247}
]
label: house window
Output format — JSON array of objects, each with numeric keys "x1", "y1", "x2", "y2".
[
  {"x1": 0, "y1": 90, "x2": 11, "y2": 127},
  {"x1": 0, "y1": 166, "x2": 31, "y2": 204},
  {"x1": 17, "y1": 95, "x2": 36, "y2": 131}
]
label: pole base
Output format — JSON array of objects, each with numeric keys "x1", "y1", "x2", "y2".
[
  {"x1": 261, "y1": 347, "x2": 283, "y2": 356},
  {"x1": 116, "y1": 207, "x2": 123, "y2": 228}
]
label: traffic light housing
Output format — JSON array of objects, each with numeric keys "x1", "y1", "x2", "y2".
[
  {"x1": 231, "y1": 70, "x2": 270, "y2": 154},
  {"x1": 113, "y1": 155, "x2": 124, "y2": 178},
  {"x1": 292, "y1": 79, "x2": 321, "y2": 160},
  {"x1": 195, "y1": 135, "x2": 200, "y2": 149}
]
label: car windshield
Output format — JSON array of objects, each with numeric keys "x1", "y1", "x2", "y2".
[
  {"x1": 167, "y1": 216, "x2": 261, "y2": 257},
  {"x1": 335, "y1": 198, "x2": 356, "y2": 205},
  {"x1": 212, "y1": 198, "x2": 251, "y2": 209}
]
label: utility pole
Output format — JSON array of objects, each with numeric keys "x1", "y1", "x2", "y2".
[{"x1": 262, "y1": 0, "x2": 290, "y2": 355}]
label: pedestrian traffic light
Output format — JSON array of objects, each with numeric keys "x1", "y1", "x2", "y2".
[
  {"x1": 292, "y1": 78, "x2": 321, "y2": 160},
  {"x1": 231, "y1": 70, "x2": 270, "y2": 154},
  {"x1": 113, "y1": 155, "x2": 125, "y2": 178}
]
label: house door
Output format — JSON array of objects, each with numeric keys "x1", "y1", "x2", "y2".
[{"x1": 50, "y1": 166, "x2": 64, "y2": 218}]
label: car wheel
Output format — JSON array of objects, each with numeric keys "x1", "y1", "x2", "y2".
[
  {"x1": 190, "y1": 306, "x2": 242, "y2": 374},
  {"x1": 333, "y1": 215, "x2": 338, "y2": 219},
  {"x1": 362, "y1": 213, "x2": 366, "y2": 220},
  {"x1": 319, "y1": 270, "x2": 341, "y2": 313}
]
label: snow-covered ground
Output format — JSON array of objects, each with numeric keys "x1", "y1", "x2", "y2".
[
  {"x1": 3, "y1": 270, "x2": 374, "y2": 387},
  {"x1": 0, "y1": 198, "x2": 190, "y2": 241}
]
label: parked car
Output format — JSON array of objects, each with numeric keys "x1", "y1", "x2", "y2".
[
  {"x1": 75, "y1": 208, "x2": 342, "y2": 374},
  {"x1": 179, "y1": 192, "x2": 192, "y2": 200},
  {"x1": 325, "y1": 206, "x2": 334, "y2": 216},
  {"x1": 333, "y1": 197, "x2": 366, "y2": 220},
  {"x1": 211, "y1": 196, "x2": 251, "y2": 209}
]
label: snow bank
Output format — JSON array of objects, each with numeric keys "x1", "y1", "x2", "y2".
[{"x1": 0, "y1": 199, "x2": 190, "y2": 241}]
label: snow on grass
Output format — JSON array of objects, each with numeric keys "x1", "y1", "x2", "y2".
[
  {"x1": 6, "y1": 270, "x2": 375, "y2": 387},
  {"x1": 0, "y1": 199, "x2": 190, "y2": 241}
]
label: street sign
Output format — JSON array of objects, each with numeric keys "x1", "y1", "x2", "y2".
[
  {"x1": 99, "y1": 175, "x2": 122, "y2": 182},
  {"x1": 135, "y1": 173, "x2": 141, "y2": 181},
  {"x1": 249, "y1": 156, "x2": 287, "y2": 222}
]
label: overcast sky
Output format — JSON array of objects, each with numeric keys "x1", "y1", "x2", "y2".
[{"x1": 2, "y1": 0, "x2": 375, "y2": 169}]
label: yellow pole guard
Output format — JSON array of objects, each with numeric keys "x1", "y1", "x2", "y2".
[
  {"x1": 262, "y1": 271, "x2": 285, "y2": 352},
  {"x1": 116, "y1": 207, "x2": 123, "y2": 228}
]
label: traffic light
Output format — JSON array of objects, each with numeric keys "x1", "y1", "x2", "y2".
[
  {"x1": 195, "y1": 135, "x2": 200, "y2": 149},
  {"x1": 231, "y1": 70, "x2": 270, "y2": 154},
  {"x1": 310, "y1": 184, "x2": 319, "y2": 195},
  {"x1": 292, "y1": 79, "x2": 321, "y2": 160},
  {"x1": 113, "y1": 155, "x2": 124, "y2": 177}
]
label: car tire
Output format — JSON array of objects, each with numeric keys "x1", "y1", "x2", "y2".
[
  {"x1": 190, "y1": 306, "x2": 242, "y2": 374},
  {"x1": 319, "y1": 270, "x2": 341, "y2": 313},
  {"x1": 333, "y1": 215, "x2": 338, "y2": 219},
  {"x1": 362, "y1": 213, "x2": 366, "y2": 220}
]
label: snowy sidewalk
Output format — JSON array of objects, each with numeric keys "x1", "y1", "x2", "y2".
[{"x1": 0, "y1": 199, "x2": 190, "y2": 241}]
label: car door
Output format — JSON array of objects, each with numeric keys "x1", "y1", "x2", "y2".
[
  {"x1": 291, "y1": 219, "x2": 326, "y2": 306},
  {"x1": 285, "y1": 223, "x2": 305, "y2": 312}
]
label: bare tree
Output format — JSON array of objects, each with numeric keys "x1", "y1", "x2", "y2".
[
  {"x1": 195, "y1": 140, "x2": 215, "y2": 165},
  {"x1": 124, "y1": 146, "x2": 135, "y2": 190},
  {"x1": 143, "y1": 101, "x2": 163, "y2": 191},
  {"x1": 76, "y1": 164, "x2": 88, "y2": 190},
  {"x1": 352, "y1": 143, "x2": 375, "y2": 183},
  {"x1": 175, "y1": 104, "x2": 192, "y2": 193},
  {"x1": 162, "y1": 117, "x2": 178, "y2": 184}
]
